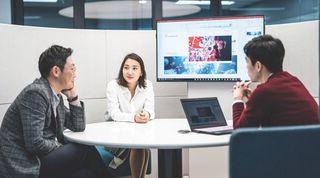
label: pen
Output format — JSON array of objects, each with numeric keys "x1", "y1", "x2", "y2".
[{"x1": 140, "y1": 109, "x2": 144, "y2": 116}]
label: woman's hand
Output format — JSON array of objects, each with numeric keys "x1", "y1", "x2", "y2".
[{"x1": 134, "y1": 111, "x2": 150, "y2": 123}]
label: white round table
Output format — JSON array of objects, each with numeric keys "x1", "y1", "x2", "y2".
[{"x1": 63, "y1": 118, "x2": 231, "y2": 178}]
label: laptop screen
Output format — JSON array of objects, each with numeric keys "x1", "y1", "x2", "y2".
[{"x1": 181, "y1": 97, "x2": 227, "y2": 129}]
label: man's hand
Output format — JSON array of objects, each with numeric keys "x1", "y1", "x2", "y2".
[
  {"x1": 61, "y1": 85, "x2": 78, "y2": 101},
  {"x1": 232, "y1": 81, "x2": 252, "y2": 100}
]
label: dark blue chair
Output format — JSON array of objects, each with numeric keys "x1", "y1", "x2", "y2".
[
  {"x1": 229, "y1": 125, "x2": 320, "y2": 178},
  {"x1": 96, "y1": 146, "x2": 151, "y2": 177}
]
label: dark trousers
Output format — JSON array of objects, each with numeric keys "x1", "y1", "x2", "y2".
[{"x1": 39, "y1": 143, "x2": 109, "y2": 178}]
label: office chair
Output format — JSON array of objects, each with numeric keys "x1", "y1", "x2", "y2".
[{"x1": 229, "y1": 125, "x2": 320, "y2": 178}]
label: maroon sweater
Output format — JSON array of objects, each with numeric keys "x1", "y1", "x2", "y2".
[{"x1": 233, "y1": 71, "x2": 319, "y2": 129}]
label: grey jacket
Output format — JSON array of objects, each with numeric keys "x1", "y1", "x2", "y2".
[{"x1": 0, "y1": 77, "x2": 86, "y2": 178}]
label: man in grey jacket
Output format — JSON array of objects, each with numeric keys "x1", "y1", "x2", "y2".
[{"x1": 0, "y1": 45, "x2": 108, "y2": 178}]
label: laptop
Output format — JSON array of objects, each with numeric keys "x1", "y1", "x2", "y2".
[{"x1": 180, "y1": 97, "x2": 233, "y2": 135}]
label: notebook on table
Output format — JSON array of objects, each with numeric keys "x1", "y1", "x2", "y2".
[{"x1": 180, "y1": 97, "x2": 233, "y2": 135}]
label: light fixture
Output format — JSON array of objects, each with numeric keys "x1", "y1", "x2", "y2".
[
  {"x1": 176, "y1": 1, "x2": 235, "y2": 6},
  {"x1": 138, "y1": 0, "x2": 148, "y2": 4},
  {"x1": 230, "y1": 7, "x2": 285, "y2": 11},
  {"x1": 222, "y1": 1, "x2": 235, "y2": 5},
  {"x1": 23, "y1": 0, "x2": 57, "y2": 2},
  {"x1": 176, "y1": 0, "x2": 210, "y2": 5},
  {"x1": 24, "y1": 16, "x2": 41, "y2": 19},
  {"x1": 59, "y1": 1, "x2": 201, "y2": 19}
]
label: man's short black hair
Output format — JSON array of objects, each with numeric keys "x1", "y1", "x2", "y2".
[
  {"x1": 244, "y1": 34, "x2": 285, "y2": 73},
  {"x1": 38, "y1": 45, "x2": 73, "y2": 78}
]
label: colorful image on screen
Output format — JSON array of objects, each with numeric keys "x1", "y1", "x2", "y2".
[
  {"x1": 188, "y1": 36, "x2": 231, "y2": 62},
  {"x1": 164, "y1": 55, "x2": 237, "y2": 75}
]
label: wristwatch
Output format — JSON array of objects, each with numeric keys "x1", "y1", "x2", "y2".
[{"x1": 67, "y1": 95, "x2": 78, "y2": 102}]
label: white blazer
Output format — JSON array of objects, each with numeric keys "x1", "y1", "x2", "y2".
[{"x1": 105, "y1": 79, "x2": 155, "y2": 122}]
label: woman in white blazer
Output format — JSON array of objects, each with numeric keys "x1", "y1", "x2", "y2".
[{"x1": 101, "y1": 53, "x2": 155, "y2": 178}]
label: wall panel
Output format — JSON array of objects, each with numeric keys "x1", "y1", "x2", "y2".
[
  {"x1": 266, "y1": 20, "x2": 319, "y2": 97},
  {"x1": 0, "y1": 24, "x2": 107, "y2": 103}
]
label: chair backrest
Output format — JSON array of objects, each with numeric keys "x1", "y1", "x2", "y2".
[{"x1": 229, "y1": 125, "x2": 320, "y2": 178}]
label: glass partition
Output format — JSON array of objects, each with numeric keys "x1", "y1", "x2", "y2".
[
  {"x1": 24, "y1": 0, "x2": 73, "y2": 28},
  {"x1": 19, "y1": 0, "x2": 320, "y2": 29}
]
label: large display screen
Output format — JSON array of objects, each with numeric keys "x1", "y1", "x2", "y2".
[{"x1": 156, "y1": 16, "x2": 265, "y2": 82}]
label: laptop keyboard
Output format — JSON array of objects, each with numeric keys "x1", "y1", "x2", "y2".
[{"x1": 195, "y1": 125, "x2": 233, "y2": 132}]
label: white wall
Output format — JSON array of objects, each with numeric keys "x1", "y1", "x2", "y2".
[
  {"x1": 267, "y1": 20, "x2": 319, "y2": 97},
  {"x1": 0, "y1": 24, "x2": 107, "y2": 103}
]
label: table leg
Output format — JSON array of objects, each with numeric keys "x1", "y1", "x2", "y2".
[{"x1": 158, "y1": 149, "x2": 182, "y2": 178}]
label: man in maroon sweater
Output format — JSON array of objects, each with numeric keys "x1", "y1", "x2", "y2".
[{"x1": 232, "y1": 35, "x2": 319, "y2": 129}]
